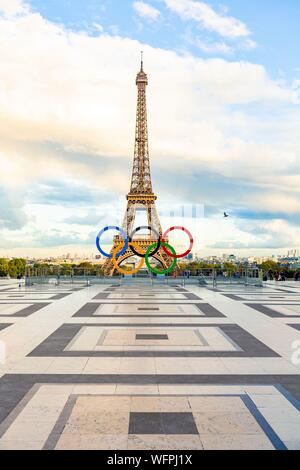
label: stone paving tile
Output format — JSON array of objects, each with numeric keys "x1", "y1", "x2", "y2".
[
  {"x1": 65, "y1": 411, "x2": 130, "y2": 435},
  {"x1": 200, "y1": 434, "x2": 274, "y2": 450},
  {"x1": 130, "y1": 396, "x2": 190, "y2": 412},
  {"x1": 56, "y1": 433, "x2": 128, "y2": 450},
  {"x1": 127, "y1": 434, "x2": 203, "y2": 450},
  {"x1": 0, "y1": 280, "x2": 300, "y2": 450},
  {"x1": 193, "y1": 412, "x2": 263, "y2": 435}
]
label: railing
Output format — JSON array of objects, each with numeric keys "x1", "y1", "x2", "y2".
[
  {"x1": 25, "y1": 267, "x2": 262, "y2": 288},
  {"x1": 196, "y1": 269, "x2": 263, "y2": 287},
  {"x1": 25, "y1": 267, "x2": 122, "y2": 286}
]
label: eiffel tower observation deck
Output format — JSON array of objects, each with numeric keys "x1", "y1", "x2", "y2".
[{"x1": 103, "y1": 56, "x2": 171, "y2": 276}]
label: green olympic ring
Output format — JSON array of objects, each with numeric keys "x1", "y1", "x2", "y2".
[{"x1": 145, "y1": 242, "x2": 177, "y2": 275}]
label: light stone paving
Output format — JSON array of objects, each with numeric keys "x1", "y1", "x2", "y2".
[
  {"x1": 0, "y1": 278, "x2": 300, "y2": 450},
  {"x1": 94, "y1": 304, "x2": 204, "y2": 314},
  {"x1": 0, "y1": 304, "x2": 32, "y2": 315}
]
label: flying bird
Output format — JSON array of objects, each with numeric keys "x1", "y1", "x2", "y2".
[{"x1": 224, "y1": 212, "x2": 229, "y2": 218}]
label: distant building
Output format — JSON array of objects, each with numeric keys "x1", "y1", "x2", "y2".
[{"x1": 287, "y1": 249, "x2": 300, "y2": 258}]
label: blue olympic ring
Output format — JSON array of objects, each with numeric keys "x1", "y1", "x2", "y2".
[{"x1": 96, "y1": 226, "x2": 128, "y2": 259}]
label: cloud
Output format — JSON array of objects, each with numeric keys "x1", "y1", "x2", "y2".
[
  {"x1": 208, "y1": 218, "x2": 300, "y2": 250},
  {"x1": 183, "y1": 29, "x2": 258, "y2": 56},
  {"x1": 0, "y1": 187, "x2": 28, "y2": 230},
  {"x1": 27, "y1": 180, "x2": 111, "y2": 206},
  {"x1": 164, "y1": 0, "x2": 250, "y2": 38},
  {"x1": 241, "y1": 39, "x2": 257, "y2": 50},
  {"x1": 0, "y1": 226, "x2": 95, "y2": 250},
  {"x1": 31, "y1": 229, "x2": 95, "y2": 248},
  {"x1": 92, "y1": 22, "x2": 104, "y2": 32},
  {"x1": 0, "y1": 1, "x2": 299, "y2": 255},
  {"x1": 191, "y1": 38, "x2": 233, "y2": 55},
  {"x1": 64, "y1": 213, "x2": 105, "y2": 226},
  {"x1": 0, "y1": 0, "x2": 28, "y2": 17},
  {"x1": 0, "y1": 5, "x2": 293, "y2": 192},
  {"x1": 194, "y1": 38, "x2": 257, "y2": 55},
  {"x1": 133, "y1": 1, "x2": 161, "y2": 21}
]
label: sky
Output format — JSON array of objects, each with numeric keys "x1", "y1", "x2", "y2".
[{"x1": 0, "y1": 0, "x2": 300, "y2": 258}]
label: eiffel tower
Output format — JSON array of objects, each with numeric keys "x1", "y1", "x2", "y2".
[{"x1": 103, "y1": 56, "x2": 171, "y2": 276}]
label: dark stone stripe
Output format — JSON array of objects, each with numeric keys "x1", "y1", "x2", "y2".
[
  {"x1": 29, "y1": 324, "x2": 81, "y2": 356},
  {"x1": 138, "y1": 308, "x2": 159, "y2": 311},
  {"x1": 0, "y1": 303, "x2": 50, "y2": 318},
  {"x1": 0, "y1": 324, "x2": 11, "y2": 332},
  {"x1": 51, "y1": 293, "x2": 72, "y2": 300},
  {"x1": 136, "y1": 334, "x2": 168, "y2": 340},
  {"x1": 221, "y1": 324, "x2": 277, "y2": 357},
  {"x1": 77, "y1": 323, "x2": 224, "y2": 327},
  {"x1": 245, "y1": 303, "x2": 297, "y2": 318},
  {"x1": 30, "y1": 350, "x2": 271, "y2": 358},
  {"x1": 1, "y1": 373, "x2": 300, "y2": 386},
  {"x1": 0, "y1": 379, "x2": 33, "y2": 425},
  {"x1": 195, "y1": 303, "x2": 225, "y2": 318},
  {"x1": 78, "y1": 314, "x2": 209, "y2": 318},
  {"x1": 92, "y1": 293, "x2": 110, "y2": 299},
  {"x1": 73, "y1": 301, "x2": 206, "y2": 305},
  {"x1": 222, "y1": 294, "x2": 244, "y2": 301},
  {"x1": 94, "y1": 295, "x2": 192, "y2": 300},
  {"x1": 288, "y1": 324, "x2": 300, "y2": 331},
  {"x1": 275, "y1": 288, "x2": 300, "y2": 293},
  {"x1": 184, "y1": 293, "x2": 202, "y2": 300},
  {"x1": 43, "y1": 395, "x2": 77, "y2": 450},
  {"x1": 241, "y1": 395, "x2": 287, "y2": 450},
  {"x1": 73, "y1": 303, "x2": 99, "y2": 317}
]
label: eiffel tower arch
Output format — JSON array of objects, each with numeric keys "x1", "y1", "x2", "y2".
[{"x1": 103, "y1": 56, "x2": 172, "y2": 276}]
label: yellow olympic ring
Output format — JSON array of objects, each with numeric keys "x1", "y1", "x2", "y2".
[{"x1": 112, "y1": 241, "x2": 145, "y2": 275}]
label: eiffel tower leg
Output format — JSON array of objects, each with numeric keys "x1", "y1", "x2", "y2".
[
  {"x1": 103, "y1": 243, "x2": 173, "y2": 277},
  {"x1": 102, "y1": 258, "x2": 117, "y2": 277},
  {"x1": 153, "y1": 249, "x2": 173, "y2": 270}
]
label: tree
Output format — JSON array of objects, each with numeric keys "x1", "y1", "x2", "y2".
[
  {"x1": 8, "y1": 259, "x2": 26, "y2": 278},
  {"x1": 78, "y1": 262, "x2": 93, "y2": 269},
  {"x1": 0, "y1": 258, "x2": 9, "y2": 277},
  {"x1": 223, "y1": 262, "x2": 237, "y2": 276},
  {"x1": 59, "y1": 264, "x2": 74, "y2": 276},
  {"x1": 260, "y1": 260, "x2": 279, "y2": 273}
]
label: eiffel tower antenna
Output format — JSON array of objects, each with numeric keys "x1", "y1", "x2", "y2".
[
  {"x1": 130, "y1": 51, "x2": 152, "y2": 195},
  {"x1": 103, "y1": 58, "x2": 171, "y2": 276}
]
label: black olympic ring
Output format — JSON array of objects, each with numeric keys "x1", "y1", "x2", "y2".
[{"x1": 128, "y1": 226, "x2": 161, "y2": 258}]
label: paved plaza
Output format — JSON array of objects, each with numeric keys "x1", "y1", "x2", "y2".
[{"x1": 0, "y1": 279, "x2": 300, "y2": 450}]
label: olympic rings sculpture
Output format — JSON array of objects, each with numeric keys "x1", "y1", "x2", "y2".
[{"x1": 96, "y1": 225, "x2": 194, "y2": 275}]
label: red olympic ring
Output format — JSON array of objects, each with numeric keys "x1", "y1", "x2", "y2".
[{"x1": 162, "y1": 226, "x2": 193, "y2": 259}]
